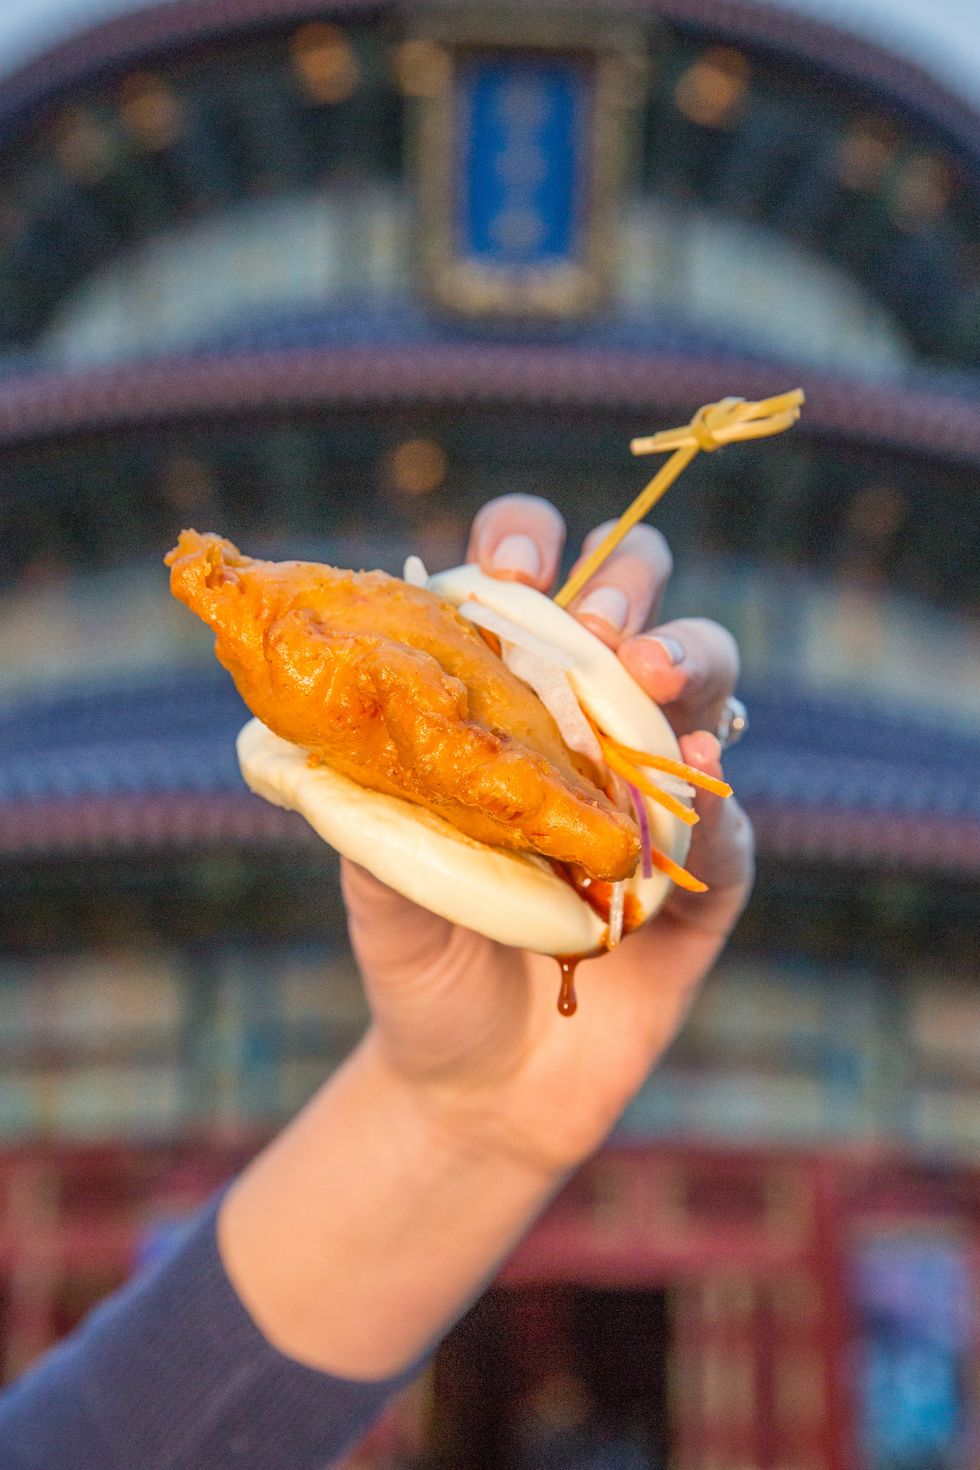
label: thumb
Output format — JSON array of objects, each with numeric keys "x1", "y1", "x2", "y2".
[{"x1": 340, "y1": 859, "x2": 456, "y2": 980}]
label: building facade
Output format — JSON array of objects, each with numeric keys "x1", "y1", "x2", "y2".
[{"x1": 0, "y1": 2, "x2": 978, "y2": 1466}]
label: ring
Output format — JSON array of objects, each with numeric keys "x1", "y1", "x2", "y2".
[{"x1": 716, "y1": 695, "x2": 748, "y2": 750}]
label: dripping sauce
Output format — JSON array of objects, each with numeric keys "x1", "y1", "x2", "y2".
[
  {"x1": 549, "y1": 865, "x2": 646, "y2": 1017},
  {"x1": 556, "y1": 956, "x2": 581, "y2": 1016}
]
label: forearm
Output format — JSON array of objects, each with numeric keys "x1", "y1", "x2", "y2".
[{"x1": 218, "y1": 1030, "x2": 565, "y2": 1379}]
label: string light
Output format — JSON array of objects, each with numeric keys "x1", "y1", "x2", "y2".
[
  {"x1": 118, "y1": 73, "x2": 184, "y2": 152},
  {"x1": 291, "y1": 24, "x2": 360, "y2": 106},
  {"x1": 392, "y1": 40, "x2": 451, "y2": 99},
  {"x1": 387, "y1": 438, "x2": 448, "y2": 496},
  {"x1": 674, "y1": 48, "x2": 749, "y2": 129}
]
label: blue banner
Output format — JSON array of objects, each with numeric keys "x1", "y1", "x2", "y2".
[{"x1": 456, "y1": 54, "x2": 589, "y2": 270}]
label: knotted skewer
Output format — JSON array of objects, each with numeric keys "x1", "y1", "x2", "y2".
[{"x1": 554, "y1": 389, "x2": 804, "y2": 608}]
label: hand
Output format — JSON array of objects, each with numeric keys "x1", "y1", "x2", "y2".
[
  {"x1": 343, "y1": 495, "x2": 753, "y2": 1177},
  {"x1": 219, "y1": 496, "x2": 754, "y2": 1377}
]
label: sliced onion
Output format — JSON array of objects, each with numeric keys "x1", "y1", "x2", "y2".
[
  {"x1": 626, "y1": 781, "x2": 653, "y2": 879},
  {"x1": 607, "y1": 881, "x2": 626, "y2": 949},
  {"x1": 458, "y1": 601, "x2": 573, "y2": 669},
  {"x1": 647, "y1": 770, "x2": 695, "y2": 803},
  {"x1": 502, "y1": 645, "x2": 604, "y2": 764},
  {"x1": 605, "y1": 769, "x2": 632, "y2": 813},
  {"x1": 402, "y1": 555, "x2": 429, "y2": 587}
]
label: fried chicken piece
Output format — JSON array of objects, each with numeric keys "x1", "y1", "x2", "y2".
[{"x1": 166, "y1": 531, "x2": 640, "y2": 882}]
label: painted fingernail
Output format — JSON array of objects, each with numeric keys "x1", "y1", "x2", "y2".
[
  {"x1": 576, "y1": 586, "x2": 629, "y2": 632},
  {"x1": 490, "y1": 533, "x2": 541, "y2": 580},
  {"x1": 642, "y1": 634, "x2": 685, "y2": 665},
  {"x1": 687, "y1": 731, "x2": 721, "y2": 768}
]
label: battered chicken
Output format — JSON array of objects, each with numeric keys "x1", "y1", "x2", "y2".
[{"x1": 166, "y1": 531, "x2": 640, "y2": 881}]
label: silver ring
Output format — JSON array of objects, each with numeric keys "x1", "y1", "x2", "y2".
[{"x1": 717, "y1": 695, "x2": 748, "y2": 750}]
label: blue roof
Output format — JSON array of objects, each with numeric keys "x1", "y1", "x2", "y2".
[
  {"x1": 726, "y1": 683, "x2": 980, "y2": 822},
  {"x1": 0, "y1": 671, "x2": 246, "y2": 803},
  {"x1": 4, "y1": 302, "x2": 980, "y2": 405},
  {"x1": 1, "y1": 670, "x2": 978, "y2": 857}
]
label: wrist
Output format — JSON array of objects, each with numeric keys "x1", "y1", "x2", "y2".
[
  {"x1": 358, "y1": 1027, "x2": 570, "y2": 1187},
  {"x1": 361, "y1": 1012, "x2": 627, "y2": 1181},
  {"x1": 219, "y1": 1032, "x2": 566, "y2": 1378}
]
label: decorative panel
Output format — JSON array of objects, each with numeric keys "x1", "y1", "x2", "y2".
[{"x1": 409, "y1": 12, "x2": 644, "y2": 318}]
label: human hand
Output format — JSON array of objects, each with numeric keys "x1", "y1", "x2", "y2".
[
  {"x1": 219, "y1": 496, "x2": 754, "y2": 1377},
  {"x1": 343, "y1": 495, "x2": 754, "y2": 1177}
]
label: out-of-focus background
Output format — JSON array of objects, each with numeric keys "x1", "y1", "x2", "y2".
[{"x1": 0, "y1": 0, "x2": 978, "y2": 1465}]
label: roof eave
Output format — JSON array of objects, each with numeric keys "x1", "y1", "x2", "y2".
[{"x1": 0, "y1": 342, "x2": 977, "y2": 465}]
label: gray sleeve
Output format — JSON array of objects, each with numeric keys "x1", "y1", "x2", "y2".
[{"x1": 0, "y1": 1194, "x2": 418, "y2": 1469}]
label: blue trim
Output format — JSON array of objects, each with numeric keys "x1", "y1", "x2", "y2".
[
  {"x1": 2, "y1": 670, "x2": 978, "y2": 822},
  {"x1": 0, "y1": 671, "x2": 248, "y2": 802},
  {"x1": 4, "y1": 302, "x2": 980, "y2": 404}
]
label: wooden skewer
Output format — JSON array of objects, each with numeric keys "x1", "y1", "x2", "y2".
[
  {"x1": 628, "y1": 388, "x2": 804, "y2": 456},
  {"x1": 548, "y1": 389, "x2": 803, "y2": 892},
  {"x1": 554, "y1": 389, "x2": 804, "y2": 608}
]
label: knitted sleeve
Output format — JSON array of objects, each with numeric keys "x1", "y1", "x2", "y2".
[{"x1": 0, "y1": 1194, "x2": 416, "y2": 1469}]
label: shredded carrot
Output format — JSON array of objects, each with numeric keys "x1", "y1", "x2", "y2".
[
  {"x1": 602, "y1": 743, "x2": 699, "y2": 827},
  {"x1": 648, "y1": 846, "x2": 709, "y2": 893},
  {"x1": 601, "y1": 736, "x2": 732, "y2": 798},
  {"x1": 584, "y1": 719, "x2": 710, "y2": 893},
  {"x1": 592, "y1": 725, "x2": 715, "y2": 892},
  {"x1": 475, "y1": 626, "x2": 502, "y2": 657},
  {"x1": 583, "y1": 711, "x2": 732, "y2": 800}
]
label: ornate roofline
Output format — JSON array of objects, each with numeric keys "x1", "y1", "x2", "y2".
[
  {"x1": 0, "y1": 341, "x2": 977, "y2": 464},
  {"x1": 0, "y1": 791, "x2": 306, "y2": 859},
  {"x1": 2, "y1": 661, "x2": 978, "y2": 871},
  {"x1": 0, "y1": 0, "x2": 979, "y2": 171},
  {"x1": 2, "y1": 790, "x2": 977, "y2": 877}
]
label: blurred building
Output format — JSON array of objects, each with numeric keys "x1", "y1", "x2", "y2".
[{"x1": 0, "y1": 1, "x2": 978, "y2": 1467}]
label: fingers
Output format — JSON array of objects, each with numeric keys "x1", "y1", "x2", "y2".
[
  {"x1": 467, "y1": 504, "x2": 673, "y2": 654},
  {"x1": 585, "y1": 731, "x2": 753, "y2": 1047},
  {"x1": 563, "y1": 522, "x2": 673, "y2": 647},
  {"x1": 466, "y1": 499, "x2": 741, "y2": 744},
  {"x1": 466, "y1": 495, "x2": 566, "y2": 591},
  {"x1": 340, "y1": 859, "x2": 454, "y2": 979},
  {"x1": 619, "y1": 617, "x2": 740, "y2": 738},
  {"x1": 668, "y1": 732, "x2": 754, "y2": 930}
]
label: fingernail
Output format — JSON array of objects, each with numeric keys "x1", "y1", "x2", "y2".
[
  {"x1": 688, "y1": 731, "x2": 721, "y2": 768},
  {"x1": 490, "y1": 533, "x2": 541, "y2": 580},
  {"x1": 576, "y1": 586, "x2": 629, "y2": 632},
  {"x1": 641, "y1": 634, "x2": 685, "y2": 665}
]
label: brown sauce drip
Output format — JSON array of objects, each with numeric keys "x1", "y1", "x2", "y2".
[
  {"x1": 556, "y1": 956, "x2": 580, "y2": 1017},
  {"x1": 549, "y1": 866, "x2": 646, "y2": 1017}
]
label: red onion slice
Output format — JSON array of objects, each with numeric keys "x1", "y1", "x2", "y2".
[{"x1": 626, "y1": 781, "x2": 654, "y2": 879}]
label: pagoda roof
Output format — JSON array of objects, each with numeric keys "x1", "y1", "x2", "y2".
[
  {"x1": 1, "y1": 669, "x2": 977, "y2": 875},
  {"x1": 1, "y1": 331, "x2": 979, "y2": 469}
]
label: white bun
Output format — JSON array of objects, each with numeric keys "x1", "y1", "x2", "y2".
[{"x1": 237, "y1": 567, "x2": 691, "y2": 954}]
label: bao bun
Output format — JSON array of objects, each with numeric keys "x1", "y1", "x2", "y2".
[{"x1": 238, "y1": 566, "x2": 691, "y2": 955}]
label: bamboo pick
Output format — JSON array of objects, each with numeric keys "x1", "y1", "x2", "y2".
[{"x1": 554, "y1": 389, "x2": 804, "y2": 608}]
